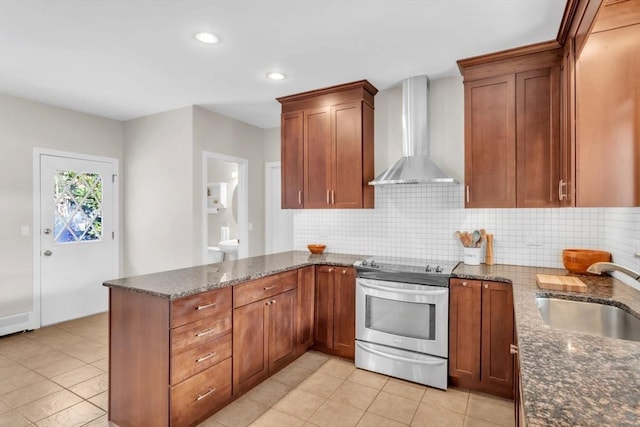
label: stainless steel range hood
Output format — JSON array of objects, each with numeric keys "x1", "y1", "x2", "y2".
[{"x1": 369, "y1": 76, "x2": 458, "y2": 185}]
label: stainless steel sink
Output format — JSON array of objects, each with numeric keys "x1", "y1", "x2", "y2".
[{"x1": 536, "y1": 297, "x2": 640, "y2": 342}]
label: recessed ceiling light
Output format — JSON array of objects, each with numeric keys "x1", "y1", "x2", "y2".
[
  {"x1": 266, "y1": 72, "x2": 286, "y2": 81},
  {"x1": 194, "y1": 32, "x2": 219, "y2": 44}
]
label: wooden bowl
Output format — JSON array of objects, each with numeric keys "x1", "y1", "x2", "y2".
[
  {"x1": 562, "y1": 249, "x2": 611, "y2": 274},
  {"x1": 307, "y1": 244, "x2": 326, "y2": 255}
]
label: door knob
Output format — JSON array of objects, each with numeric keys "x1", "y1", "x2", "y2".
[{"x1": 43, "y1": 250, "x2": 53, "y2": 256}]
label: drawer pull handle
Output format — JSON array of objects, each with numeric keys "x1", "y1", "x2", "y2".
[
  {"x1": 196, "y1": 352, "x2": 217, "y2": 363},
  {"x1": 196, "y1": 387, "x2": 217, "y2": 401},
  {"x1": 195, "y1": 328, "x2": 216, "y2": 337},
  {"x1": 196, "y1": 302, "x2": 217, "y2": 310},
  {"x1": 263, "y1": 286, "x2": 275, "y2": 290}
]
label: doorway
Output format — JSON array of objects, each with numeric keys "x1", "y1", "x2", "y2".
[
  {"x1": 202, "y1": 152, "x2": 248, "y2": 262},
  {"x1": 35, "y1": 149, "x2": 119, "y2": 326},
  {"x1": 265, "y1": 162, "x2": 293, "y2": 254}
]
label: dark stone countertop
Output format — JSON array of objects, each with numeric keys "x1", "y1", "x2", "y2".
[
  {"x1": 454, "y1": 264, "x2": 640, "y2": 427},
  {"x1": 103, "y1": 251, "x2": 364, "y2": 299}
]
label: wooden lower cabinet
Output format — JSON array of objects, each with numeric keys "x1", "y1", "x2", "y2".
[
  {"x1": 109, "y1": 286, "x2": 233, "y2": 427},
  {"x1": 312, "y1": 266, "x2": 356, "y2": 359},
  {"x1": 232, "y1": 271, "x2": 298, "y2": 395},
  {"x1": 449, "y1": 278, "x2": 515, "y2": 399},
  {"x1": 296, "y1": 266, "x2": 315, "y2": 354}
]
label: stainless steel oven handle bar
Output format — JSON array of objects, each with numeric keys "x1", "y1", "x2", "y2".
[
  {"x1": 358, "y1": 280, "x2": 447, "y2": 296},
  {"x1": 356, "y1": 342, "x2": 445, "y2": 365}
]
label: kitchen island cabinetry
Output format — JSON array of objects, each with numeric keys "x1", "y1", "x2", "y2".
[
  {"x1": 313, "y1": 266, "x2": 356, "y2": 359},
  {"x1": 232, "y1": 270, "x2": 298, "y2": 395},
  {"x1": 459, "y1": 43, "x2": 562, "y2": 208},
  {"x1": 109, "y1": 286, "x2": 232, "y2": 427},
  {"x1": 277, "y1": 80, "x2": 377, "y2": 209},
  {"x1": 296, "y1": 266, "x2": 315, "y2": 354},
  {"x1": 449, "y1": 278, "x2": 515, "y2": 399}
]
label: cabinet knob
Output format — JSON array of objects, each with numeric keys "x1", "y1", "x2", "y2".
[
  {"x1": 342, "y1": 269, "x2": 347, "y2": 274},
  {"x1": 328, "y1": 268, "x2": 334, "y2": 272},
  {"x1": 484, "y1": 284, "x2": 488, "y2": 289},
  {"x1": 271, "y1": 300, "x2": 276, "y2": 304},
  {"x1": 462, "y1": 281, "x2": 468, "y2": 287},
  {"x1": 510, "y1": 344, "x2": 519, "y2": 355}
]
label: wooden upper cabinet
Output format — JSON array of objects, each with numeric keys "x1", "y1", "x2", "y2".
[
  {"x1": 304, "y1": 107, "x2": 332, "y2": 208},
  {"x1": 516, "y1": 67, "x2": 561, "y2": 207},
  {"x1": 459, "y1": 42, "x2": 563, "y2": 208},
  {"x1": 281, "y1": 111, "x2": 304, "y2": 208},
  {"x1": 277, "y1": 80, "x2": 377, "y2": 209},
  {"x1": 464, "y1": 76, "x2": 516, "y2": 208},
  {"x1": 575, "y1": 0, "x2": 640, "y2": 206}
]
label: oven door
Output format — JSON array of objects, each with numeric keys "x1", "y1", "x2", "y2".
[{"x1": 356, "y1": 277, "x2": 448, "y2": 358}]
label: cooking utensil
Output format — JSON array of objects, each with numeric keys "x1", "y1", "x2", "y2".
[{"x1": 472, "y1": 230, "x2": 481, "y2": 247}]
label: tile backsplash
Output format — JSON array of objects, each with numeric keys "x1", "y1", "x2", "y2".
[{"x1": 294, "y1": 185, "x2": 640, "y2": 272}]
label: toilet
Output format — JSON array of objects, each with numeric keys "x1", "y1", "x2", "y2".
[{"x1": 207, "y1": 246, "x2": 224, "y2": 263}]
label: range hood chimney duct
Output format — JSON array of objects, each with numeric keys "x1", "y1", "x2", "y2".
[{"x1": 369, "y1": 76, "x2": 457, "y2": 185}]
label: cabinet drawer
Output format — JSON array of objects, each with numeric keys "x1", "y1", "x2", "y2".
[
  {"x1": 233, "y1": 271, "x2": 297, "y2": 308},
  {"x1": 170, "y1": 358, "x2": 232, "y2": 427},
  {"x1": 171, "y1": 333, "x2": 232, "y2": 385},
  {"x1": 171, "y1": 287, "x2": 232, "y2": 328},
  {"x1": 171, "y1": 314, "x2": 231, "y2": 355}
]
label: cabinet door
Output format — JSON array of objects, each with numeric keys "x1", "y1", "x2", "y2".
[
  {"x1": 269, "y1": 290, "x2": 297, "y2": 372},
  {"x1": 516, "y1": 67, "x2": 561, "y2": 207},
  {"x1": 560, "y1": 38, "x2": 576, "y2": 207},
  {"x1": 297, "y1": 266, "x2": 315, "y2": 353},
  {"x1": 481, "y1": 281, "x2": 514, "y2": 399},
  {"x1": 232, "y1": 299, "x2": 268, "y2": 394},
  {"x1": 465, "y1": 75, "x2": 516, "y2": 208},
  {"x1": 304, "y1": 107, "x2": 332, "y2": 208},
  {"x1": 449, "y1": 279, "x2": 482, "y2": 386},
  {"x1": 332, "y1": 102, "x2": 363, "y2": 208},
  {"x1": 576, "y1": 23, "x2": 640, "y2": 207},
  {"x1": 281, "y1": 111, "x2": 304, "y2": 208},
  {"x1": 333, "y1": 267, "x2": 356, "y2": 359},
  {"x1": 313, "y1": 266, "x2": 335, "y2": 350}
]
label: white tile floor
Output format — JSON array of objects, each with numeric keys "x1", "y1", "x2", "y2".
[{"x1": 0, "y1": 313, "x2": 515, "y2": 427}]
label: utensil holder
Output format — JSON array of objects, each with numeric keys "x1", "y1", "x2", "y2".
[{"x1": 463, "y1": 247, "x2": 481, "y2": 265}]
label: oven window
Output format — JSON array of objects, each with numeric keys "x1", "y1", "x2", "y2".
[{"x1": 365, "y1": 295, "x2": 436, "y2": 340}]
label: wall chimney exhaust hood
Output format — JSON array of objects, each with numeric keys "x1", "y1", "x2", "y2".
[{"x1": 369, "y1": 76, "x2": 458, "y2": 185}]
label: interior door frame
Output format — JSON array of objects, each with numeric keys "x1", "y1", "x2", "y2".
[
  {"x1": 32, "y1": 148, "x2": 120, "y2": 329},
  {"x1": 201, "y1": 151, "x2": 249, "y2": 262},
  {"x1": 265, "y1": 162, "x2": 279, "y2": 254}
]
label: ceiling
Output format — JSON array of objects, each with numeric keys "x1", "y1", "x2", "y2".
[{"x1": 0, "y1": 0, "x2": 567, "y2": 129}]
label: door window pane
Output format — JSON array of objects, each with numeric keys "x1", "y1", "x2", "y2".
[{"x1": 53, "y1": 170, "x2": 103, "y2": 243}]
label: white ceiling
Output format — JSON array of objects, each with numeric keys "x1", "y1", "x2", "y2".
[{"x1": 0, "y1": 0, "x2": 566, "y2": 129}]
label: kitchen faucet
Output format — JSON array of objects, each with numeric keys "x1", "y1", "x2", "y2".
[{"x1": 587, "y1": 262, "x2": 640, "y2": 281}]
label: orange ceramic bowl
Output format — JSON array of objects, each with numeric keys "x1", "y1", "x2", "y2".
[
  {"x1": 307, "y1": 244, "x2": 326, "y2": 255},
  {"x1": 562, "y1": 249, "x2": 611, "y2": 274}
]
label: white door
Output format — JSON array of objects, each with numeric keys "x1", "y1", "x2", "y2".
[
  {"x1": 265, "y1": 162, "x2": 293, "y2": 254},
  {"x1": 39, "y1": 154, "x2": 117, "y2": 326}
]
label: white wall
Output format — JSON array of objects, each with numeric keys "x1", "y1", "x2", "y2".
[
  {"x1": 263, "y1": 127, "x2": 280, "y2": 163},
  {"x1": 0, "y1": 94, "x2": 123, "y2": 319},
  {"x1": 193, "y1": 107, "x2": 266, "y2": 258},
  {"x1": 123, "y1": 106, "x2": 194, "y2": 276}
]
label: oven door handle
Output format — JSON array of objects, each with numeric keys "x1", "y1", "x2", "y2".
[
  {"x1": 356, "y1": 342, "x2": 445, "y2": 365},
  {"x1": 358, "y1": 280, "x2": 447, "y2": 296}
]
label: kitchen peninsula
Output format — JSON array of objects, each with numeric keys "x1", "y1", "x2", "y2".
[{"x1": 104, "y1": 251, "x2": 640, "y2": 427}]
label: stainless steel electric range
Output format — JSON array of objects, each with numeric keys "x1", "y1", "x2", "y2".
[{"x1": 353, "y1": 256, "x2": 457, "y2": 390}]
